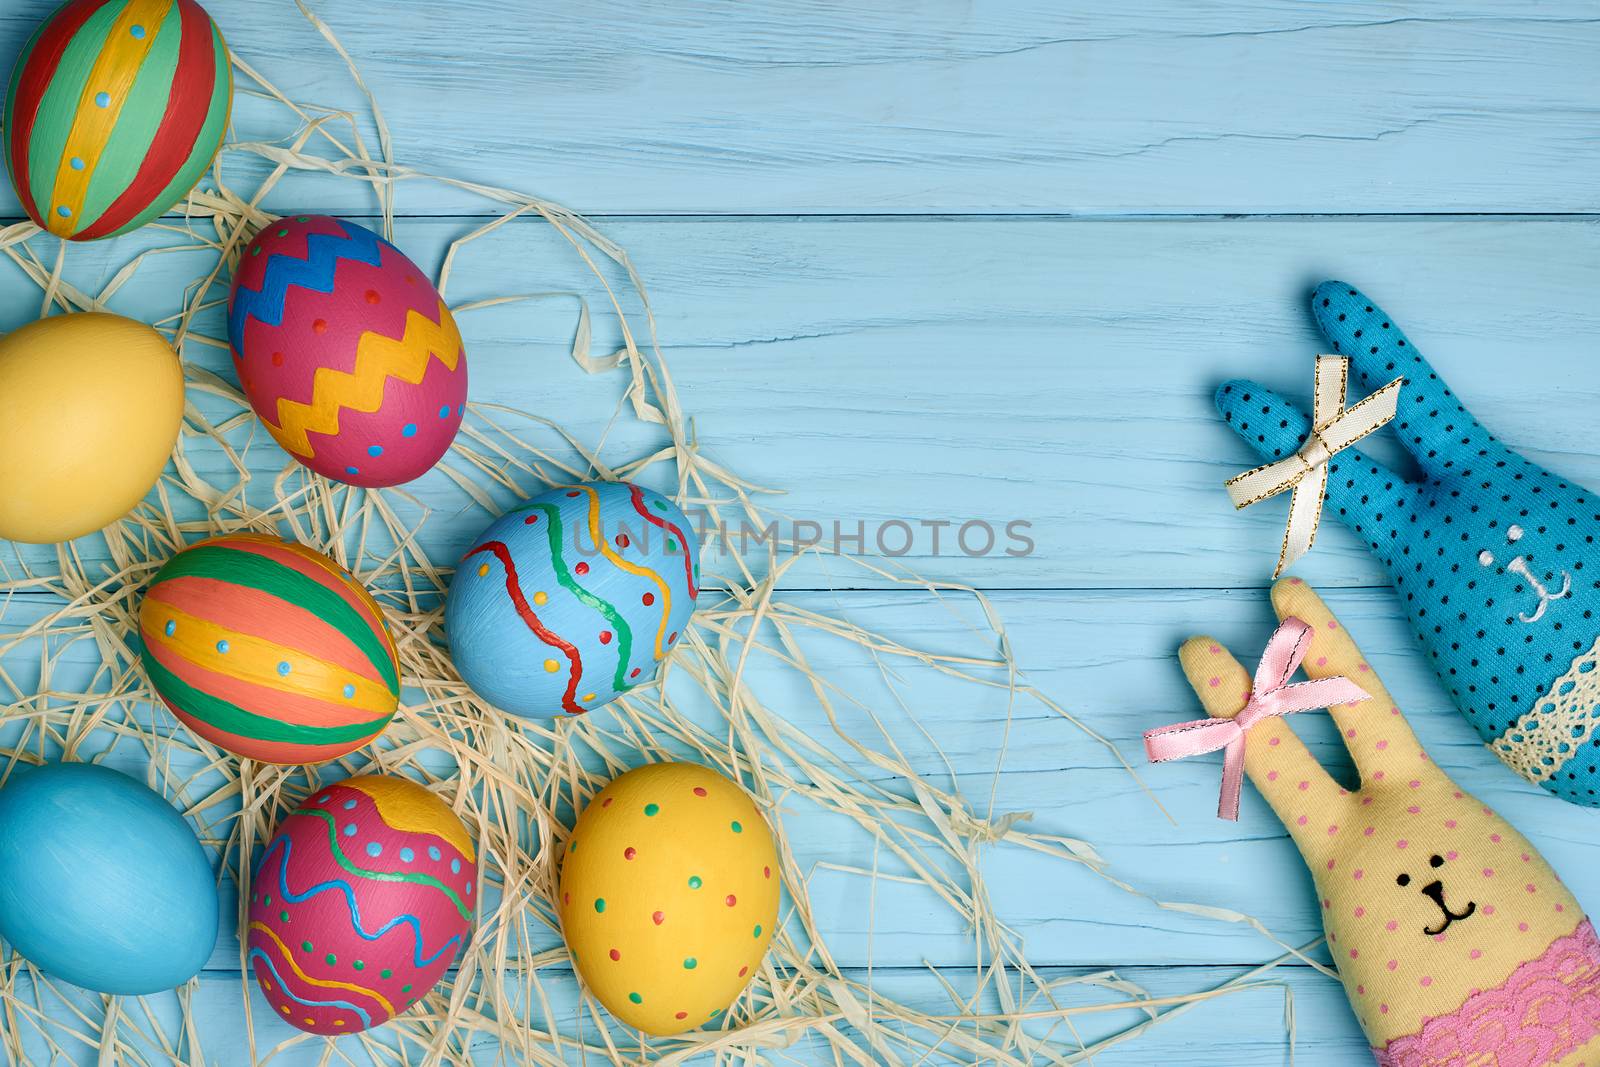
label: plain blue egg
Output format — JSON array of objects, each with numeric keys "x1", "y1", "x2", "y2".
[
  {"x1": 446, "y1": 480, "x2": 701, "y2": 717},
  {"x1": 0, "y1": 763, "x2": 219, "y2": 995}
]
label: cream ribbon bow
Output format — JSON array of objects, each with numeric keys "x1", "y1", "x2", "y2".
[{"x1": 1226, "y1": 356, "x2": 1403, "y2": 578}]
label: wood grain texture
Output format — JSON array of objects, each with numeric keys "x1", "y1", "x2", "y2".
[
  {"x1": 0, "y1": 3, "x2": 1595, "y2": 1063},
  {"x1": 1, "y1": 216, "x2": 1595, "y2": 589},
  {"x1": 2, "y1": 0, "x2": 1599, "y2": 216}
]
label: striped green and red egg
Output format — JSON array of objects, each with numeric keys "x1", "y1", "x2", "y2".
[
  {"x1": 247, "y1": 776, "x2": 475, "y2": 1035},
  {"x1": 4, "y1": 0, "x2": 232, "y2": 241},
  {"x1": 445, "y1": 480, "x2": 701, "y2": 717}
]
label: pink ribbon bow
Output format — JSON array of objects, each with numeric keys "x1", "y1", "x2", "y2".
[{"x1": 1144, "y1": 617, "x2": 1371, "y2": 821}]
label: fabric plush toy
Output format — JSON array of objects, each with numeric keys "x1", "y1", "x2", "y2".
[
  {"x1": 1149, "y1": 580, "x2": 1600, "y2": 1065},
  {"x1": 1215, "y1": 281, "x2": 1600, "y2": 806}
]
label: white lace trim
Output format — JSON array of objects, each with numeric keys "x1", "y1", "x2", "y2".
[{"x1": 1492, "y1": 635, "x2": 1600, "y2": 784}]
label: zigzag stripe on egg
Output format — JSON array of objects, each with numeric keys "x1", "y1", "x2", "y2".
[{"x1": 227, "y1": 215, "x2": 468, "y2": 488}]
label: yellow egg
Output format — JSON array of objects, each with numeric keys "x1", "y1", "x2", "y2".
[
  {"x1": 559, "y1": 763, "x2": 780, "y2": 1036},
  {"x1": 0, "y1": 314, "x2": 183, "y2": 543}
]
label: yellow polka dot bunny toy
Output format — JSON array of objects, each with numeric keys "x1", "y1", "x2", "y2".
[{"x1": 1146, "y1": 579, "x2": 1600, "y2": 1065}]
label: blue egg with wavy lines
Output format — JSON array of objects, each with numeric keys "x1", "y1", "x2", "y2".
[
  {"x1": 445, "y1": 480, "x2": 701, "y2": 717},
  {"x1": 0, "y1": 763, "x2": 218, "y2": 995}
]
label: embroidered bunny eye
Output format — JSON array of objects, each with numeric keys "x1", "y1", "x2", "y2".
[
  {"x1": 1396, "y1": 873, "x2": 1412, "y2": 887},
  {"x1": 1506, "y1": 524, "x2": 1524, "y2": 543},
  {"x1": 1478, "y1": 550, "x2": 1495, "y2": 567},
  {"x1": 1429, "y1": 854, "x2": 1444, "y2": 868}
]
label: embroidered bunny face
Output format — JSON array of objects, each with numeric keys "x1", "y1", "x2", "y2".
[
  {"x1": 1474, "y1": 522, "x2": 1572, "y2": 625},
  {"x1": 1173, "y1": 580, "x2": 1600, "y2": 1060},
  {"x1": 1394, "y1": 853, "x2": 1475, "y2": 937},
  {"x1": 1215, "y1": 281, "x2": 1600, "y2": 805}
]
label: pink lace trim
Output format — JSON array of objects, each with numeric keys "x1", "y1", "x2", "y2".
[{"x1": 1373, "y1": 919, "x2": 1600, "y2": 1067}]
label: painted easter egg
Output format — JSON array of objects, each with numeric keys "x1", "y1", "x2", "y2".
[
  {"x1": 4, "y1": 0, "x2": 232, "y2": 241},
  {"x1": 445, "y1": 480, "x2": 700, "y2": 717},
  {"x1": 227, "y1": 216, "x2": 468, "y2": 488},
  {"x1": 247, "y1": 775, "x2": 475, "y2": 1035},
  {"x1": 0, "y1": 762, "x2": 217, "y2": 995},
  {"x1": 0, "y1": 312, "x2": 183, "y2": 543},
  {"x1": 558, "y1": 763, "x2": 779, "y2": 1035},
  {"x1": 138, "y1": 533, "x2": 401, "y2": 764}
]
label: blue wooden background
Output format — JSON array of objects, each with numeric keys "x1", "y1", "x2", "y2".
[{"x1": 2, "y1": 1, "x2": 1599, "y2": 1063}]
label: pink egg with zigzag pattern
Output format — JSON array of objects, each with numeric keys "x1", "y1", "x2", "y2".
[
  {"x1": 247, "y1": 775, "x2": 475, "y2": 1035},
  {"x1": 228, "y1": 216, "x2": 467, "y2": 487}
]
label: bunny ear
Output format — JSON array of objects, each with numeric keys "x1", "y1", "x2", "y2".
[
  {"x1": 1215, "y1": 379, "x2": 1410, "y2": 538},
  {"x1": 1310, "y1": 282, "x2": 1496, "y2": 476}
]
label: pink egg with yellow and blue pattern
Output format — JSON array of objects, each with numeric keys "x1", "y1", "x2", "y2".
[
  {"x1": 228, "y1": 215, "x2": 467, "y2": 488},
  {"x1": 445, "y1": 480, "x2": 701, "y2": 717},
  {"x1": 247, "y1": 775, "x2": 475, "y2": 1035}
]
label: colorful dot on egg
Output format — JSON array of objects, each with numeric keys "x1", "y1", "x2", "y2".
[
  {"x1": 402, "y1": 423, "x2": 417, "y2": 437},
  {"x1": 576, "y1": 562, "x2": 590, "y2": 576},
  {"x1": 594, "y1": 898, "x2": 606, "y2": 913},
  {"x1": 428, "y1": 847, "x2": 441, "y2": 861},
  {"x1": 630, "y1": 668, "x2": 641, "y2": 678},
  {"x1": 364, "y1": 290, "x2": 381, "y2": 305},
  {"x1": 325, "y1": 953, "x2": 337, "y2": 965},
  {"x1": 400, "y1": 848, "x2": 414, "y2": 862},
  {"x1": 694, "y1": 787, "x2": 708, "y2": 797},
  {"x1": 477, "y1": 563, "x2": 490, "y2": 577},
  {"x1": 56, "y1": 205, "x2": 71, "y2": 217},
  {"x1": 583, "y1": 692, "x2": 596, "y2": 701},
  {"x1": 533, "y1": 591, "x2": 548, "y2": 606},
  {"x1": 439, "y1": 404, "x2": 451, "y2": 418},
  {"x1": 130, "y1": 24, "x2": 145, "y2": 37},
  {"x1": 343, "y1": 799, "x2": 357, "y2": 810},
  {"x1": 280, "y1": 910, "x2": 290, "y2": 923},
  {"x1": 343, "y1": 684, "x2": 356, "y2": 699},
  {"x1": 688, "y1": 875, "x2": 702, "y2": 889},
  {"x1": 628, "y1": 992, "x2": 643, "y2": 1005},
  {"x1": 95, "y1": 92, "x2": 110, "y2": 107},
  {"x1": 216, "y1": 640, "x2": 230, "y2": 653},
  {"x1": 731, "y1": 821, "x2": 743, "y2": 834},
  {"x1": 598, "y1": 629, "x2": 611, "y2": 643},
  {"x1": 543, "y1": 658, "x2": 559, "y2": 672},
  {"x1": 366, "y1": 842, "x2": 382, "y2": 858},
  {"x1": 683, "y1": 957, "x2": 697, "y2": 970},
  {"x1": 644, "y1": 803, "x2": 660, "y2": 816},
  {"x1": 451, "y1": 858, "x2": 461, "y2": 873},
  {"x1": 609, "y1": 948, "x2": 621, "y2": 961},
  {"x1": 352, "y1": 960, "x2": 365, "y2": 971},
  {"x1": 368, "y1": 444, "x2": 383, "y2": 458},
  {"x1": 642, "y1": 593, "x2": 655, "y2": 606},
  {"x1": 754, "y1": 924, "x2": 762, "y2": 938},
  {"x1": 726, "y1": 894, "x2": 737, "y2": 907},
  {"x1": 343, "y1": 824, "x2": 357, "y2": 837},
  {"x1": 164, "y1": 619, "x2": 176, "y2": 637},
  {"x1": 270, "y1": 351, "x2": 284, "y2": 367},
  {"x1": 401, "y1": 984, "x2": 412, "y2": 994},
  {"x1": 312, "y1": 319, "x2": 328, "y2": 334},
  {"x1": 624, "y1": 846, "x2": 637, "y2": 860},
  {"x1": 346, "y1": 466, "x2": 360, "y2": 476},
  {"x1": 616, "y1": 533, "x2": 630, "y2": 549},
  {"x1": 277, "y1": 661, "x2": 292, "y2": 676},
  {"x1": 276, "y1": 229, "x2": 289, "y2": 238},
  {"x1": 380, "y1": 968, "x2": 392, "y2": 979},
  {"x1": 301, "y1": 940, "x2": 314, "y2": 952},
  {"x1": 69, "y1": 157, "x2": 85, "y2": 171}
]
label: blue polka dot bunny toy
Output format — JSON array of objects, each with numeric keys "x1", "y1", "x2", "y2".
[{"x1": 1216, "y1": 281, "x2": 1600, "y2": 806}]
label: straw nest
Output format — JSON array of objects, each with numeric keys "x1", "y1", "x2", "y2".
[{"x1": 0, "y1": 5, "x2": 1310, "y2": 1064}]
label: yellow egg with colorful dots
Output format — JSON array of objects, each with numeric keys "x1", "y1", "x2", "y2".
[{"x1": 558, "y1": 762, "x2": 780, "y2": 1035}]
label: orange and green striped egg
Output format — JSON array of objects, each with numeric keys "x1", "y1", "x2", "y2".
[
  {"x1": 4, "y1": 0, "x2": 232, "y2": 242},
  {"x1": 138, "y1": 534, "x2": 401, "y2": 765}
]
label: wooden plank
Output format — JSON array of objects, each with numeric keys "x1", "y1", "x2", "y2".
[
  {"x1": 0, "y1": 962, "x2": 1370, "y2": 1066},
  {"x1": 4, "y1": 2, "x2": 1599, "y2": 217},
  {"x1": 1, "y1": 217, "x2": 1596, "y2": 589},
  {"x1": 4, "y1": 587, "x2": 1595, "y2": 975}
]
